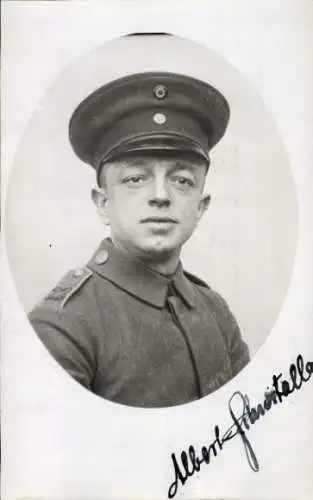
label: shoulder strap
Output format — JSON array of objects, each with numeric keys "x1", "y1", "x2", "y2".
[{"x1": 45, "y1": 267, "x2": 93, "y2": 309}]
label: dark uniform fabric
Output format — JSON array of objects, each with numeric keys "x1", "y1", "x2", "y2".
[{"x1": 29, "y1": 238, "x2": 250, "y2": 408}]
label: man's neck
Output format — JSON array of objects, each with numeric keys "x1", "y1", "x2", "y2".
[
  {"x1": 110, "y1": 238, "x2": 181, "y2": 276},
  {"x1": 140, "y1": 256, "x2": 180, "y2": 276}
]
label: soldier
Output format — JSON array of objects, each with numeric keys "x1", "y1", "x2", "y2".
[{"x1": 29, "y1": 72, "x2": 250, "y2": 408}]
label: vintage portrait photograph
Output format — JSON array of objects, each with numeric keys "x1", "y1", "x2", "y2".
[
  {"x1": 2, "y1": 1, "x2": 312, "y2": 499},
  {"x1": 5, "y1": 32, "x2": 297, "y2": 408}
]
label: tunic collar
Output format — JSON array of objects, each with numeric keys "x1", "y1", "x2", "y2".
[{"x1": 87, "y1": 238, "x2": 195, "y2": 309}]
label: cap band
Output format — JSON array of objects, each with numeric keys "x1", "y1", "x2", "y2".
[{"x1": 93, "y1": 108, "x2": 211, "y2": 168}]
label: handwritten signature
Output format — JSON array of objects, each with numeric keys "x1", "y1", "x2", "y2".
[{"x1": 168, "y1": 354, "x2": 313, "y2": 499}]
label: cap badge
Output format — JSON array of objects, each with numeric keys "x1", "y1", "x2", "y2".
[
  {"x1": 153, "y1": 112, "x2": 167, "y2": 125},
  {"x1": 153, "y1": 84, "x2": 167, "y2": 99}
]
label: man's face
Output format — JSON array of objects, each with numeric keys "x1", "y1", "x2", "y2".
[{"x1": 94, "y1": 153, "x2": 210, "y2": 259}]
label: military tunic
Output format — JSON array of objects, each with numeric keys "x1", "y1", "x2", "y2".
[{"x1": 29, "y1": 239, "x2": 249, "y2": 407}]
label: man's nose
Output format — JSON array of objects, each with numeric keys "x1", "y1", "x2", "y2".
[{"x1": 148, "y1": 176, "x2": 171, "y2": 207}]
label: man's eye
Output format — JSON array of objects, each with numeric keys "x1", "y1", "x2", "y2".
[
  {"x1": 122, "y1": 175, "x2": 145, "y2": 185},
  {"x1": 172, "y1": 176, "x2": 195, "y2": 187}
]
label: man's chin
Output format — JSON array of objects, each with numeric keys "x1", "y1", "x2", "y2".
[{"x1": 135, "y1": 236, "x2": 180, "y2": 258}]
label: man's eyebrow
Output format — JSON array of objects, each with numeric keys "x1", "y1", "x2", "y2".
[
  {"x1": 170, "y1": 160, "x2": 200, "y2": 172},
  {"x1": 115, "y1": 157, "x2": 205, "y2": 170},
  {"x1": 118, "y1": 159, "x2": 147, "y2": 168}
]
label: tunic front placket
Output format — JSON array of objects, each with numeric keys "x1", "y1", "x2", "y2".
[{"x1": 165, "y1": 283, "x2": 203, "y2": 399}]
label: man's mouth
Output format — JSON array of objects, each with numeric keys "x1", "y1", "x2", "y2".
[{"x1": 140, "y1": 217, "x2": 178, "y2": 224}]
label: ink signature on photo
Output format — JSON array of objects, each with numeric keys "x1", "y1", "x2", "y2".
[{"x1": 168, "y1": 354, "x2": 313, "y2": 499}]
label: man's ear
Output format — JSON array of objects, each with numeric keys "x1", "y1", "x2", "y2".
[
  {"x1": 91, "y1": 187, "x2": 110, "y2": 226},
  {"x1": 197, "y1": 193, "x2": 211, "y2": 220}
]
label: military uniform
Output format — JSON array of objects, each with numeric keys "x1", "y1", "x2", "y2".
[
  {"x1": 29, "y1": 71, "x2": 250, "y2": 406},
  {"x1": 29, "y1": 238, "x2": 249, "y2": 407}
]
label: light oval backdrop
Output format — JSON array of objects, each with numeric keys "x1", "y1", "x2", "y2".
[{"x1": 5, "y1": 33, "x2": 298, "y2": 357}]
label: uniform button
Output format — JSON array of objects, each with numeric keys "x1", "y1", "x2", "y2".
[
  {"x1": 94, "y1": 249, "x2": 109, "y2": 265},
  {"x1": 73, "y1": 268, "x2": 85, "y2": 277}
]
